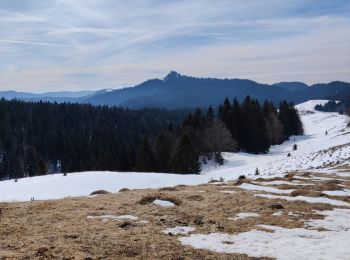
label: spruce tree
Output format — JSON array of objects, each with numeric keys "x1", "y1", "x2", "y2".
[
  {"x1": 173, "y1": 134, "x2": 201, "y2": 174},
  {"x1": 136, "y1": 137, "x2": 156, "y2": 172}
]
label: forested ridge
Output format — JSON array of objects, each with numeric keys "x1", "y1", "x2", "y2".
[
  {"x1": 0, "y1": 97, "x2": 303, "y2": 180},
  {"x1": 0, "y1": 99, "x2": 187, "y2": 180}
]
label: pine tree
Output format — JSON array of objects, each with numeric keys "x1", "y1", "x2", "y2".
[
  {"x1": 173, "y1": 134, "x2": 201, "y2": 174},
  {"x1": 263, "y1": 100, "x2": 285, "y2": 145},
  {"x1": 37, "y1": 159, "x2": 48, "y2": 176},
  {"x1": 136, "y1": 137, "x2": 156, "y2": 172},
  {"x1": 279, "y1": 101, "x2": 304, "y2": 138},
  {"x1": 206, "y1": 106, "x2": 215, "y2": 122},
  {"x1": 118, "y1": 144, "x2": 130, "y2": 172}
]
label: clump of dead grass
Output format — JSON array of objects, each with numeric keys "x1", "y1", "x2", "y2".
[
  {"x1": 138, "y1": 194, "x2": 182, "y2": 206},
  {"x1": 186, "y1": 195, "x2": 204, "y2": 202},
  {"x1": 290, "y1": 189, "x2": 326, "y2": 198},
  {"x1": 159, "y1": 187, "x2": 178, "y2": 192}
]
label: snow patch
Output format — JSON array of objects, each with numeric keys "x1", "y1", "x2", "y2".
[
  {"x1": 272, "y1": 211, "x2": 284, "y2": 216},
  {"x1": 254, "y1": 180, "x2": 313, "y2": 186},
  {"x1": 238, "y1": 183, "x2": 294, "y2": 194},
  {"x1": 255, "y1": 194, "x2": 350, "y2": 207},
  {"x1": 229, "y1": 212, "x2": 260, "y2": 221},
  {"x1": 220, "y1": 190, "x2": 237, "y2": 194},
  {"x1": 87, "y1": 214, "x2": 138, "y2": 221},
  {"x1": 153, "y1": 199, "x2": 175, "y2": 207},
  {"x1": 179, "y1": 208, "x2": 350, "y2": 260},
  {"x1": 323, "y1": 189, "x2": 350, "y2": 197},
  {"x1": 163, "y1": 226, "x2": 195, "y2": 236}
]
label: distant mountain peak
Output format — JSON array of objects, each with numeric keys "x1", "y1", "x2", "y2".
[{"x1": 164, "y1": 71, "x2": 183, "y2": 81}]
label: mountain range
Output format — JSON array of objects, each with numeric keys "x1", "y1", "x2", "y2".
[{"x1": 1, "y1": 71, "x2": 349, "y2": 108}]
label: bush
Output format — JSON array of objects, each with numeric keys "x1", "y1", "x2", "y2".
[
  {"x1": 293, "y1": 144, "x2": 298, "y2": 151},
  {"x1": 255, "y1": 168, "x2": 260, "y2": 175}
]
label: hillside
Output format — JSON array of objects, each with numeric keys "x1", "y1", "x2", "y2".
[
  {"x1": 0, "y1": 165, "x2": 349, "y2": 259},
  {"x1": 1, "y1": 73, "x2": 350, "y2": 109},
  {"x1": 84, "y1": 72, "x2": 350, "y2": 108},
  {"x1": 0, "y1": 100, "x2": 349, "y2": 202},
  {"x1": 0, "y1": 100, "x2": 349, "y2": 259}
]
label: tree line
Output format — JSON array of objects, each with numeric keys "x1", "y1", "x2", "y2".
[
  {"x1": 0, "y1": 99, "x2": 187, "y2": 180},
  {"x1": 315, "y1": 100, "x2": 350, "y2": 116},
  {"x1": 138, "y1": 96, "x2": 304, "y2": 174},
  {"x1": 0, "y1": 97, "x2": 303, "y2": 180}
]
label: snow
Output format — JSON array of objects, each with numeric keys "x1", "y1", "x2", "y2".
[
  {"x1": 255, "y1": 194, "x2": 350, "y2": 207},
  {"x1": 163, "y1": 226, "x2": 195, "y2": 235},
  {"x1": 0, "y1": 100, "x2": 349, "y2": 202},
  {"x1": 153, "y1": 199, "x2": 175, "y2": 207},
  {"x1": 238, "y1": 183, "x2": 294, "y2": 194},
  {"x1": 305, "y1": 208, "x2": 350, "y2": 231},
  {"x1": 228, "y1": 212, "x2": 260, "y2": 220},
  {"x1": 337, "y1": 172, "x2": 350, "y2": 177},
  {"x1": 294, "y1": 176, "x2": 342, "y2": 181},
  {"x1": 272, "y1": 211, "x2": 284, "y2": 216},
  {"x1": 135, "y1": 220, "x2": 148, "y2": 224},
  {"x1": 220, "y1": 190, "x2": 237, "y2": 194},
  {"x1": 87, "y1": 215, "x2": 138, "y2": 221},
  {"x1": 323, "y1": 189, "x2": 350, "y2": 197},
  {"x1": 254, "y1": 180, "x2": 313, "y2": 186},
  {"x1": 179, "y1": 208, "x2": 350, "y2": 260}
]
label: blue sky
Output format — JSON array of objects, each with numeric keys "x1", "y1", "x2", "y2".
[{"x1": 0, "y1": 0, "x2": 349, "y2": 92}]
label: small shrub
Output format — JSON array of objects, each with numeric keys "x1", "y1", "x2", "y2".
[
  {"x1": 287, "y1": 152, "x2": 291, "y2": 157},
  {"x1": 89, "y1": 190, "x2": 110, "y2": 196},
  {"x1": 215, "y1": 152, "x2": 224, "y2": 165},
  {"x1": 63, "y1": 172, "x2": 67, "y2": 176},
  {"x1": 270, "y1": 204, "x2": 284, "y2": 209},
  {"x1": 159, "y1": 187, "x2": 178, "y2": 192},
  {"x1": 293, "y1": 144, "x2": 298, "y2": 151},
  {"x1": 255, "y1": 168, "x2": 260, "y2": 176}
]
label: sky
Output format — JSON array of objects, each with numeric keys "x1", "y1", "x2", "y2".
[{"x1": 0, "y1": 0, "x2": 350, "y2": 92}]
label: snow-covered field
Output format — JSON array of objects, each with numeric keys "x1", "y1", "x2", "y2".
[
  {"x1": 179, "y1": 208, "x2": 350, "y2": 259},
  {"x1": 0, "y1": 100, "x2": 349, "y2": 202}
]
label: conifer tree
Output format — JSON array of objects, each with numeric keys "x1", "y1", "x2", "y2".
[
  {"x1": 173, "y1": 134, "x2": 201, "y2": 174},
  {"x1": 137, "y1": 137, "x2": 156, "y2": 172}
]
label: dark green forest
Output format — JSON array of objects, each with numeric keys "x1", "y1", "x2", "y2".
[
  {"x1": 0, "y1": 97, "x2": 303, "y2": 180},
  {"x1": 315, "y1": 100, "x2": 350, "y2": 115}
]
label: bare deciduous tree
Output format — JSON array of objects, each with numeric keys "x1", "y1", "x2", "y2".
[{"x1": 201, "y1": 121, "x2": 238, "y2": 163}]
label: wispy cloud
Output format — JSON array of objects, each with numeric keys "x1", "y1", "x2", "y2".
[
  {"x1": 0, "y1": 39, "x2": 72, "y2": 46},
  {"x1": 0, "y1": 0, "x2": 349, "y2": 92}
]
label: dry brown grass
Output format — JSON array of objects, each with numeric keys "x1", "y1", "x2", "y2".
[
  {"x1": 0, "y1": 169, "x2": 349, "y2": 259},
  {"x1": 290, "y1": 189, "x2": 325, "y2": 198}
]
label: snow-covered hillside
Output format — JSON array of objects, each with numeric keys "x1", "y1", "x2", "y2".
[{"x1": 0, "y1": 100, "x2": 349, "y2": 202}]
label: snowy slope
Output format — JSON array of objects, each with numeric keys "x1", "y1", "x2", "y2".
[
  {"x1": 0, "y1": 100, "x2": 349, "y2": 202},
  {"x1": 203, "y1": 100, "x2": 350, "y2": 177}
]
